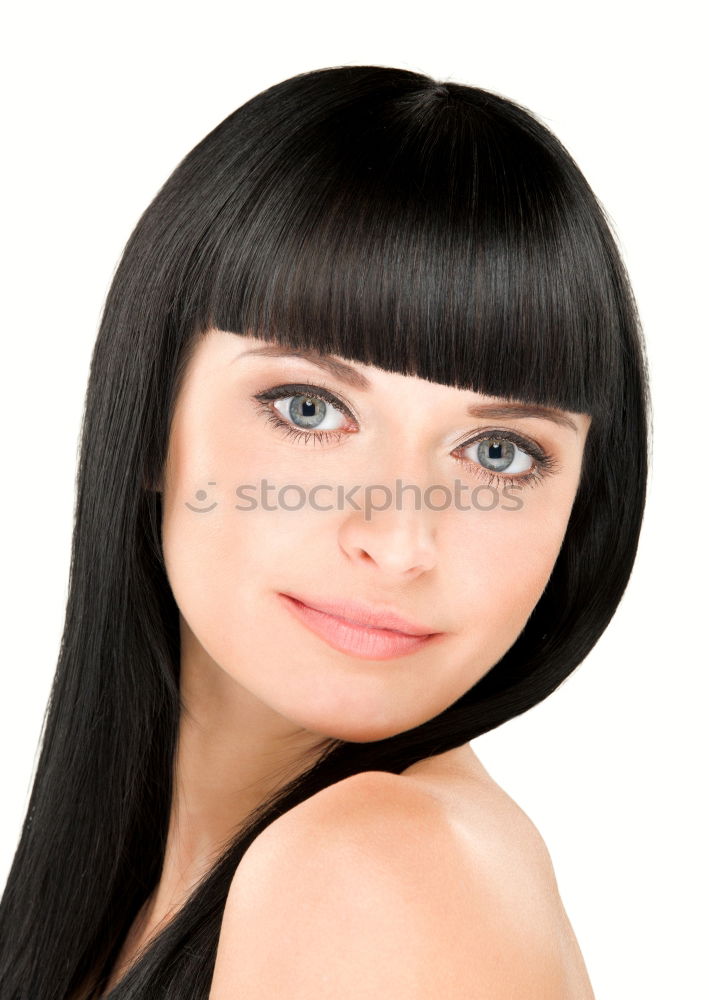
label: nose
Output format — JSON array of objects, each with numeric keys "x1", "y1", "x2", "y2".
[{"x1": 337, "y1": 482, "x2": 438, "y2": 578}]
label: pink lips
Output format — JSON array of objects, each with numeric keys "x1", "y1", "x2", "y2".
[{"x1": 278, "y1": 592, "x2": 444, "y2": 660}]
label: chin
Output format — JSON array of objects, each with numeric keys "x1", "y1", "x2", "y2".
[{"x1": 294, "y1": 708, "x2": 429, "y2": 745}]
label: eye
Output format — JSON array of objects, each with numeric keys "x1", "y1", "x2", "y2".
[
  {"x1": 465, "y1": 436, "x2": 532, "y2": 475},
  {"x1": 454, "y1": 431, "x2": 558, "y2": 489},
  {"x1": 252, "y1": 383, "x2": 356, "y2": 445},
  {"x1": 274, "y1": 392, "x2": 347, "y2": 433}
]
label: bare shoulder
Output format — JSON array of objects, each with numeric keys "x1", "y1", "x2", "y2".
[
  {"x1": 403, "y1": 753, "x2": 597, "y2": 999},
  {"x1": 209, "y1": 770, "x2": 590, "y2": 999},
  {"x1": 404, "y1": 752, "x2": 564, "y2": 894}
]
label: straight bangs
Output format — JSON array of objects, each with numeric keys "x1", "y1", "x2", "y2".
[{"x1": 174, "y1": 75, "x2": 627, "y2": 426}]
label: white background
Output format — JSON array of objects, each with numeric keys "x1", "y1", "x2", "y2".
[{"x1": 1, "y1": 2, "x2": 706, "y2": 997}]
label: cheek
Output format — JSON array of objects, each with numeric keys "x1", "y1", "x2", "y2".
[
  {"x1": 444, "y1": 495, "x2": 573, "y2": 665},
  {"x1": 161, "y1": 496, "x2": 289, "y2": 660},
  {"x1": 159, "y1": 417, "x2": 334, "y2": 707},
  {"x1": 159, "y1": 409, "x2": 281, "y2": 658}
]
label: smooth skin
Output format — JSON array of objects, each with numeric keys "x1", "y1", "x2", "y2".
[
  {"x1": 209, "y1": 768, "x2": 596, "y2": 998},
  {"x1": 101, "y1": 327, "x2": 594, "y2": 997}
]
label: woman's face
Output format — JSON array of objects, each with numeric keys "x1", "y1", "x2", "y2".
[{"x1": 160, "y1": 328, "x2": 591, "y2": 743}]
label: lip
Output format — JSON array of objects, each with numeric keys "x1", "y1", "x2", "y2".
[
  {"x1": 277, "y1": 592, "x2": 445, "y2": 661},
  {"x1": 280, "y1": 592, "x2": 438, "y2": 635}
]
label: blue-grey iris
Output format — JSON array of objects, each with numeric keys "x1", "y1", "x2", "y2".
[
  {"x1": 477, "y1": 438, "x2": 516, "y2": 471},
  {"x1": 289, "y1": 395, "x2": 328, "y2": 428}
]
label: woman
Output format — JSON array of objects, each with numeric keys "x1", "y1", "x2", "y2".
[{"x1": 0, "y1": 65, "x2": 649, "y2": 998}]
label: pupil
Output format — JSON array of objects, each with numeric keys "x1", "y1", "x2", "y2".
[{"x1": 477, "y1": 437, "x2": 515, "y2": 472}]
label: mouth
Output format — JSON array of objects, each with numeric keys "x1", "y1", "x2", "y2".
[{"x1": 277, "y1": 592, "x2": 444, "y2": 661}]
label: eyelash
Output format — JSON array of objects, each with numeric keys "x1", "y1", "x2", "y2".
[{"x1": 251, "y1": 383, "x2": 560, "y2": 490}]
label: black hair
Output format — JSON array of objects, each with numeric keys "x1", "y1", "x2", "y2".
[{"x1": 0, "y1": 64, "x2": 651, "y2": 999}]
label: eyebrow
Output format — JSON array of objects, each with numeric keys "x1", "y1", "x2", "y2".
[
  {"x1": 237, "y1": 346, "x2": 579, "y2": 433},
  {"x1": 464, "y1": 403, "x2": 579, "y2": 433},
  {"x1": 238, "y1": 346, "x2": 372, "y2": 389}
]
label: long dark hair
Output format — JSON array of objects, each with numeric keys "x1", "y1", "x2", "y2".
[{"x1": 0, "y1": 65, "x2": 650, "y2": 999}]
